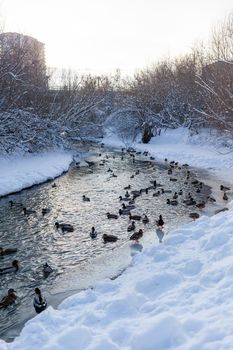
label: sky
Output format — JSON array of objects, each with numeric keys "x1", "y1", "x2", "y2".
[{"x1": 0, "y1": 0, "x2": 232, "y2": 75}]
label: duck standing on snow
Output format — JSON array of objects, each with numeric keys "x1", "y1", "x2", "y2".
[
  {"x1": 0, "y1": 289, "x2": 17, "y2": 309},
  {"x1": 129, "y1": 229, "x2": 143, "y2": 241},
  {"x1": 33, "y1": 288, "x2": 47, "y2": 314},
  {"x1": 102, "y1": 234, "x2": 118, "y2": 243}
]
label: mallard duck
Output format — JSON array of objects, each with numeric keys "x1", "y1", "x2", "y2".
[
  {"x1": 130, "y1": 175, "x2": 135, "y2": 179},
  {"x1": 125, "y1": 191, "x2": 130, "y2": 198},
  {"x1": 107, "y1": 168, "x2": 113, "y2": 172},
  {"x1": 223, "y1": 192, "x2": 228, "y2": 200},
  {"x1": 184, "y1": 198, "x2": 196, "y2": 206},
  {"x1": 161, "y1": 189, "x2": 172, "y2": 194},
  {"x1": 107, "y1": 213, "x2": 118, "y2": 219},
  {"x1": 129, "y1": 229, "x2": 143, "y2": 241},
  {"x1": 119, "y1": 196, "x2": 131, "y2": 201},
  {"x1": 173, "y1": 192, "x2": 178, "y2": 199},
  {"x1": 167, "y1": 199, "x2": 178, "y2": 205},
  {"x1": 168, "y1": 169, "x2": 173, "y2": 175},
  {"x1": 23, "y1": 207, "x2": 36, "y2": 215},
  {"x1": 135, "y1": 170, "x2": 140, "y2": 175},
  {"x1": 90, "y1": 227, "x2": 97, "y2": 238},
  {"x1": 122, "y1": 203, "x2": 135, "y2": 210},
  {"x1": 220, "y1": 185, "x2": 230, "y2": 191},
  {"x1": 0, "y1": 247, "x2": 17, "y2": 256},
  {"x1": 153, "y1": 191, "x2": 161, "y2": 197},
  {"x1": 178, "y1": 190, "x2": 183, "y2": 196},
  {"x1": 111, "y1": 173, "x2": 117, "y2": 178},
  {"x1": 129, "y1": 213, "x2": 141, "y2": 221},
  {"x1": 9, "y1": 200, "x2": 22, "y2": 208},
  {"x1": 196, "y1": 202, "x2": 205, "y2": 209},
  {"x1": 127, "y1": 221, "x2": 136, "y2": 232},
  {"x1": 0, "y1": 289, "x2": 17, "y2": 309},
  {"x1": 0, "y1": 260, "x2": 19, "y2": 274},
  {"x1": 42, "y1": 208, "x2": 50, "y2": 215},
  {"x1": 189, "y1": 212, "x2": 200, "y2": 220},
  {"x1": 207, "y1": 196, "x2": 216, "y2": 203},
  {"x1": 102, "y1": 234, "x2": 118, "y2": 243},
  {"x1": 150, "y1": 180, "x2": 157, "y2": 187},
  {"x1": 52, "y1": 183, "x2": 57, "y2": 188},
  {"x1": 43, "y1": 263, "x2": 53, "y2": 275},
  {"x1": 156, "y1": 215, "x2": 164, "y2": 227},
  {"x1": 124, "y1": 185, "x2": 131, "y2": 190},
  {"x1": 55, "y1": 222, "x2": 74, "y2": 232},
  {"x1": 170, "y1": 178, "x2": 177, "y2": 182},
  {"x1": 83, "y1": 195, "x2": 90, "y2": 202},
  {"x1": 119, "y1": 208, "x2": 131, "y2": 215},
  {"x1": 142, "y1": 215, "x2": 149, "y2": 224}
]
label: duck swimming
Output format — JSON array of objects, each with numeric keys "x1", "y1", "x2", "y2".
[
  {"x1": 157, "y1": 215, "x2": 164, "y2": 227},
  {"x1": 55, "y1": 222, "x2": 74, "y2": 232},
  {"x1": 220, "y1": 185, "x2": 230, "y2": 191},
  {"x1": 0, "y1": 247, "x2": 17, "y2": 256},
  {"x1": 0, "y1": 289, "x2": 17, "y2": 309},
  {"x1": 83, "y1": 195, "x2": 90, "y2": 202},
  {"x1": 107, "y1": 213, "x2": 119, "y2": 219},
  {"x1": 129, "y1": 229, "x2": 143, "y2": 241},
  {"x1": 42, "y1": 208, "x2": 50, "y2": 215},
  {"x1": 127, "y1": 221, "x2": 136, "y2": 232},
  {"x1": 167, "y1": 199, "x2": 178, "y2": 205},
  {"x1": 142, "y1": 215, "x2": 149, "y2": 224},
  {"x1": 9, "y1": 200, "x2": 22, "y2": 208},
  {"x1": 129, "y1": 213, "x2": 141, "y2": 221},
  {"x1": 90, "y1": 227, "x2": 97, "y2": 239},
  {"x1": 102, "y1": 234, "x2": 118, "y2": 243},
  {"x1": 223, "y1": 192, "x2": 228, "y2": 200},
  {"x1": 0, "y1": 260, "x2": 19, "y2": 274},
  {"x1": 23, "y1": 207, "x2": 36, "y2": 215},
  {"x1": 43, "y1": 263, "x2": 53, "y2": 276}
]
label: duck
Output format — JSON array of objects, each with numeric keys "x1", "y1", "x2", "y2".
[
  {"x1": 119, "y1": 208, "x2": 131, "y2": 215},
  {"x1": 130, "y1": 175, "x2": 135, "y2": 179},
  {"x1": 122, "y1": 203, "x2": 135, "y2": 210},
  {"x1": 173, "y1": 192, "x2": 178, "y2": 199},
  {"x1": 0, "y1": 247, "x2": 17, "y2": 256},
  {"x1": 135, "y1": 170, "x2": 140, "y2": 175},
  {"x1": 167, "y1": 199, "x2": 178, "y2": 205},
  {"x1": 90, "y1": 227, "x2": 98, "y2": 238},
  {"x1": 43, "y1": 263, "x2": 53, "y2": 275},
  {"x1": 42, "y1": 208, "x2": 50, "y2": 215},
  {"x1": 220, "y1": 185, "x2": 230, "y2": 191},
  {"x1": 107, "y1": 168, "x2": 113, "y2": 172},
  {"x1": 157, "y1": 215, "x2": 164, "y2": 227},
  {"x1": 0, "y1": 260, "x2": 19, "y2": 275},
  {"x1": 184, "y1": 198, "x2": 196, "y2": 206},
  {"x1": 124, "y1": 185, "x2": 131, "y2": 190},
  {"x1": 127, "y1": 221, "x2": 136, "y2": 232},
  {"x1": 223, "y1": 192, "x2": 228, "y2": 200},
  {"x1": 125, "y1": 191, "x2": 130, "y2": 198},
  {"x1": 142, "y1": 215, "x2": 149, "y2": 224},
  {"x1": 189, "y1": 212, "x2": 200, "y2": 220},
  {"x1": 107, "y1": 212, "x2": 119, "y2": 219},
  {"x1": 153, "y1": 191, "x2": 161, "y2": 197},
  {"x1": 170, "y1": 178, "x2": 177, "y2": 182},
  {"x1": 150, "y1": 180, "x2": 157, "y2": 187},
  {"x1": 0, "y1": 289, "x2": 17, "y2": 309},
  {"x1": 178, "y1": 190, "x2": 183, "y2": 196},
  {"x1": 196, "y1": 202, "x2": 205, "y2": 210},
  {"x1": 207, "y1": 196, "x2": 216, "y2": 203},
  {"x1": 129, "y1": 213, "x2": 141, "y2": 221},
  {"x1": 83, "y1": 195, "x2": 90, "y2": 202},
  {"x1": 119, "y1": 196, "x2": 131, "y2": 202},
  {"x1": 23, "y1": 207, "x2": 36, "y2": 215},
  {"x1": 129, "y1": 229, "x2": 143, "y2": 241},
  {"x1": 102, "y1": 234, "x2": 118, "y2": 243},
  {"x1": 111, "y1": 173, "x2": 117, "y2": 178},
  {"x1": 9, "y1": 200, "x2": 22, "y2": 208},
  {"x1": 161, "y1": 189, "x2": 172, "y2": 194},
  {"x1": 52, "y1": 183, "x2": 57, "y2": 188},
  {"x1": 55, "y1": 222, "x2": 74, "y2": 232}
]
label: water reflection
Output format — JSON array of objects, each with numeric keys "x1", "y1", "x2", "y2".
[{"x1": 0, "y1": 146, "x2": 212, "y2": 341}]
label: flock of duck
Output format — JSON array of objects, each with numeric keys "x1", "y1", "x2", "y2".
[{"x1": 0, "y1": 145, "x2": 231, "y2": 309}]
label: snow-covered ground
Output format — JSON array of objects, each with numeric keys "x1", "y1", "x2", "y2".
[
  {"x1": 1, "y1": 128, "x2": 233, "y2": 349},
  {"x1": 0, "y1": 152, "x2": 73, "y2": 197}
]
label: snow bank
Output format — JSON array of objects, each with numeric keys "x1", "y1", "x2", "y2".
[
  {"x1": 2, "y1": 205, "x2": 233, "y2": 349},
  {"x1": 0, "y1": 152, "x2": 73, "y2": 197}
]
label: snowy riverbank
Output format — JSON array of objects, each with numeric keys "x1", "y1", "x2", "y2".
[
  {"x1": 1, "y1": 128, "x2": 233, "y2": 349},
  {"x1": 0, "y1": 152, "x2": 73, "y2": 197}
]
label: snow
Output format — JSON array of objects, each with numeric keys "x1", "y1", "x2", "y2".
[
  {"x1": 1, "y1": 127, "x2": 233, "y2": 349},
  {"x1": 0, "y1": 152, "x2": 73, "y2": 197}
]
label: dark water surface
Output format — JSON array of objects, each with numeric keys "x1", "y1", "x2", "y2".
[{"x1": 0, "y1": 146, "x2": 223, "y2": 342}]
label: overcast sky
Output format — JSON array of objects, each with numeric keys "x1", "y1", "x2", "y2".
[{"x1": 1, "y1": 0, "x2": 232, "y2": 75}]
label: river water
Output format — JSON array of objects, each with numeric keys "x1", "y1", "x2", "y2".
[{"x1": 0, "y1": 146, "x2": 227, "y2": 342}]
